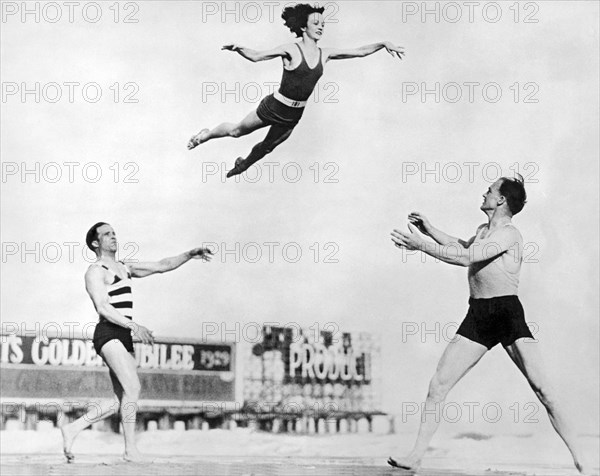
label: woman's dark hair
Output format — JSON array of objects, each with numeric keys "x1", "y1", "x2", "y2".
[
  {"x1": 499, "y1": 175, "x2": 527, "y2": 215},
  {"x1": 282, "y1": 4, "x2": 325, "y2": 38},
  {"x1": 86, "y1": 222, "x2": 109, "y2": 251}
]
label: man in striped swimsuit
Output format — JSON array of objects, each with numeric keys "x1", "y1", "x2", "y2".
[
  {"x1": 60, "y1": 222, "x2": 212, "y2": 463},
  {"x1": 389, "y1": 178, "x2": 593, "y2": 475}
]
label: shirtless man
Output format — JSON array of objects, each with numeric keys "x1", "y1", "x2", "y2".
[
  {"x1": 388, "y1": 177, "x2": 594, "y2": 475},
  {"x1": 60, "y1": 222, "x2": 212, "y2": 463}
]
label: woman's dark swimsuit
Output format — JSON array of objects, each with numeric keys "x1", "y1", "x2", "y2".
[
  {"x1": 256, "y1": 43, "x2": 324, "y2": 127},
  {"x1": 92, "y1": 262, "x2": 134, "y2": 355},
  {"x1": 456, "y1": 295, "x2": 534, "y2": 349}
]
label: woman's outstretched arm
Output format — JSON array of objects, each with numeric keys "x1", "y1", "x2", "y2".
[
  {"x1": 222, "y1": 44, "x2": 291, "y2": 62},
  {"x1": 323, "y1": 42, "x2": 404, "y2": 61}
]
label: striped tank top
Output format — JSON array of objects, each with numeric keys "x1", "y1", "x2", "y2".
[
  {"x1": 96, "y1": 261, "x2": 133, "y2": 320},
  {"x1": 279, "y1": 44, "x2": 324, "y2": 102}
]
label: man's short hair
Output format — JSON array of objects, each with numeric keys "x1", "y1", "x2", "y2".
[
  {"x1": 86, "y1": 222, "x2": 109, "y2": 251},
  {"x1": 499, "y1": 176, "x2": 527, "y2": 215}
]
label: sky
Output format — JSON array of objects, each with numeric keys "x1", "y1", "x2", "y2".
[{"x1": 1, "y1": 1, "x2": 599, "y2": 436}]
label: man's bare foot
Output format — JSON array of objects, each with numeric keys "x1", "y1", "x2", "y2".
[
  {"x1": 387, "y1": 455, "x2": 420, "y2": 471},
  {"x1": 576, "y1": 460, "x2": 600, "y2": 476},
  {"x1": 123, "y1": 451, "x2": 154, "y2": 463},
  {"x1": 187, "y1": 129, "x2": 209, "y2": 150},
  {"x1": 60, "y1": 424, "x2": 76, "y2": 463},
  {"x1": 226, "y1": 157, "x2": 246, "y2": 178}
]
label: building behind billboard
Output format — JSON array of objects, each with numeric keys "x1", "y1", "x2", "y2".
[{"x1": 1, "y1": 324, "x2": 383, "y2": 433}]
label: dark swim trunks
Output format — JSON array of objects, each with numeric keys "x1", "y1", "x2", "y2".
[
  {"x1": 92, "y1": 319, "x2": 134, "y2": 355},
  {"x1": 456, "y1": 295, "x2": 534, "y2": 349},
  {"x1": 256, "y1": 94, "x2": 305, "y2": 127}
]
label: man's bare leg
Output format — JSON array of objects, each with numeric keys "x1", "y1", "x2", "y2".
[
  {"x1": 61, "y1": 350, "x2": 126, "y2": 462},
  {"x1": 60, "y1": 397, "x2": 119, "y2": 462},
  {"x1": 98, "y1": 340, "x2": 150, "y2": 462},
  {"x1": 388, "y1": 336, "x2": 488, "y2": 470},
  {"x1": 505, "y1": 339, "x2": 597, "y2": 475}
]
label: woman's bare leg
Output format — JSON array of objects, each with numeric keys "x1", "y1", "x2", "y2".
[
  {"x1": 187, "y1": 109, "x2": 266, "y2": 149},
  {"x1": 226, "y1": 125, "x2": 295, "y2": 178}
]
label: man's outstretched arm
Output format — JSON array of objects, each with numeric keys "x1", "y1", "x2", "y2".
[
  {"x1": 408, "y1": 212, "x2": 479, "y2": 248},
  {"x1": 127, "y1": 248, "x2": 212, "y2": 278},
  {"x1": 391, "y1": 224, "x2": 518, "y2": 267}
]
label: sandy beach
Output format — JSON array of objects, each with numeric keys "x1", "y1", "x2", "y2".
[
  {"x1": 1, "y1": 427, "x2": 597, "y2": 475},
  {"x1": 0, "y1": 454, "x2": 559, "y2": 476}
]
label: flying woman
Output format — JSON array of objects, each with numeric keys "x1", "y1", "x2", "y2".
[{"x1": 187, "y1": 3, "x2": 404, "y2": 178}]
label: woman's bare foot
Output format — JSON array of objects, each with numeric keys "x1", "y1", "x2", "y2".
[
  {"x1": 187, "y1": 128, "x2": 209, "y2": 150},
  {"x1": 226, "y1": 157, "x2": 246, "y2": 178},
  {"x1": 60, "y1": 424, "x2": 76, "y2": 463}
]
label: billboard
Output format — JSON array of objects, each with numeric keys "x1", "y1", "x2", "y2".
[
  {"x1": 0, "y1": 331, "x2": 237, "y2": 408},
  {"x1": 243, "y1": 326, "x2": 381, "y2": 415}
]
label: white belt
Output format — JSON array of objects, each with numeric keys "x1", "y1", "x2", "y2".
[{"x1": 274, "y1": 91, "x2": 307, "y2": 108}]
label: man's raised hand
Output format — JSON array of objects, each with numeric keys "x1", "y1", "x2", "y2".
[
  {"x1": 391, "y1": 224, "x2": 425, "y2": 251},
  {"x1": 408, "y1": 212, "x2": 432, "y2": 236},
  {"x1": 189, "y1": 248, "x2": 213, "y2": 262},
  {"x1": 222, "y1": 44, "x2": 240, "y2": 52},
  {"x1": 384, "y1": 42, "x2": 405, "y2": 60}
]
